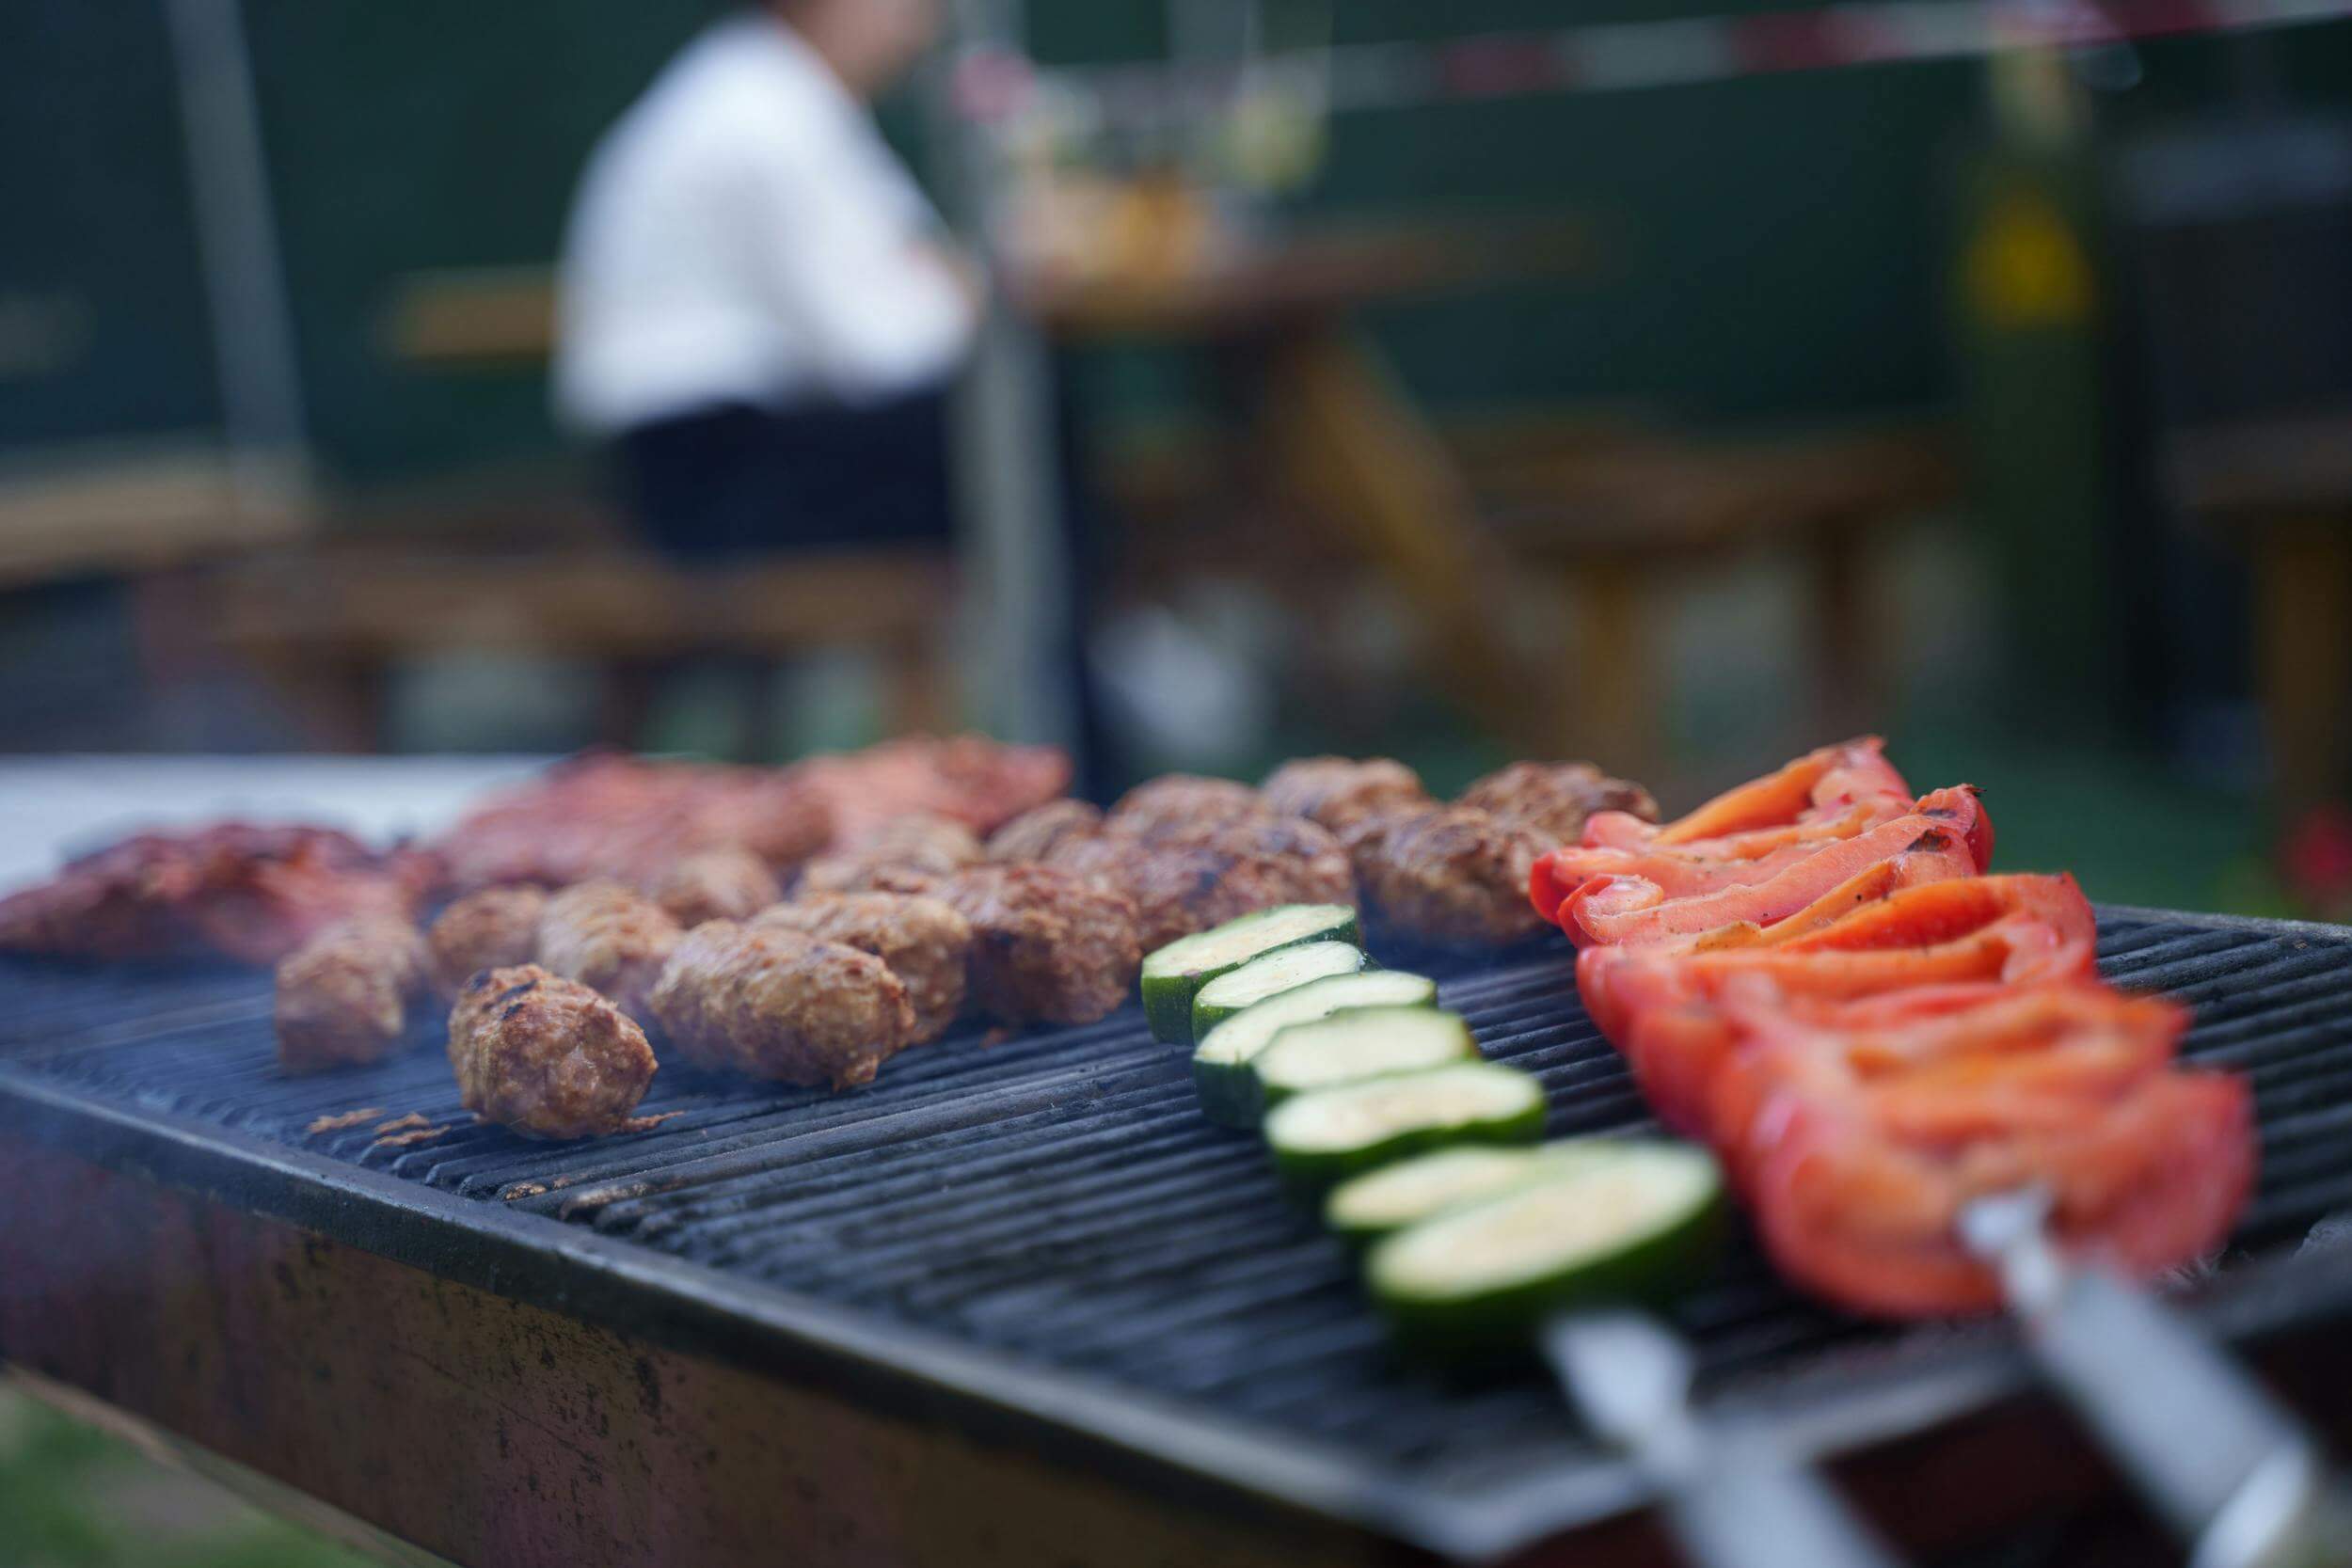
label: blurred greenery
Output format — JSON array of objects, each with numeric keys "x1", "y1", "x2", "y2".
[{"x1": 0, "y1": 1389, "x2": 376, "y2": 1568}]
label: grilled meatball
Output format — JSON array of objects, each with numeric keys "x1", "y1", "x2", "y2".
[
  {"x1": 1053, "y1": 816, "x2": 1355, "y2": 954},
  {"x1": 1261, "y1": 756, "x2": 1432, "y2": 833},
  {"x1": 424, "y1": 885, "x2": 547, "y2": 998},
  {"x1": 1106, "y1": 775, "x2": 1273, "y2": 842},
  {"x1": 650, "y1": 848, "x2": 783, "y2": 928},
  {"x1": 754, "y1": 892, "x2": 972, "y2": 1043},
  {"x1": 1456, "y1": 761, "x2": 1660, "y2": 845},
  {"x1": 798, "y1": 813, "x2": 983, "y2": 896},
  {"x1": 537, "y1": 880, "x2": 682, "y2": 1022},
  {"x1": 649, "y1": 921, "x2": 916, "y2": 1089},
  {"x1": 1347, "y1": 805, "x2": 1553, "y2": 949},
  {"x1": 935, "y1": 864, "x2": 1142, "y2": 1026},
  {"x1": 448, "y1": 964, "x2": 657, "y2": 1138},
  {"x1": 986, "y1": 799, "x2": 1104, "y2": 864},
  {"x1": 275, "y1": 916, "x2": 433, "y2": 1072}
]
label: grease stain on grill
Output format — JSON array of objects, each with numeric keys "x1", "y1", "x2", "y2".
[{"x1": 5, "y1": 913, "x2": 2352, "y2": 1501}]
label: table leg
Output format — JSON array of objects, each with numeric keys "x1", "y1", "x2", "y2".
[
  {"x1": 1255, "y1": 325, "x2": 1551, "y2": 755},
  {"x1": 2255, "y1": 517, "x2": 2352, "y2": 820}
]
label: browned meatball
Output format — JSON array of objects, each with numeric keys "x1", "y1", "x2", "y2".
[
  {"x1": 798, "y1": 813, "x2": 983, "y2": 895},
  {"x1": 649, "y1": 921, "x2": 916, "y2": 1089},
  {"x1": 1456, "y1": 761, "x2": 1660, "y2": 845},
  {"x1": 649, "y1": 848, "x2": 783, "y2": 928},
  {"x1": 1106, "y1": 775, "x2": 1273, "y2": 842},
  {"x1": 447, "y1": 964, "x2": 657, "y2": 1138},
  {"x1": 537, "y1": 880, "x2": 682, "y2": 1022},
  {"x1": 275, "y1": 916, "x2": 432, "y2": 1072},
  {"x1": 1261, "y1": 756, "x2": 1432, "y2": 833},
  {"x1": 985, "y1": 799, "x2": 1104, "y2": 863},
  {"x1": 1347, "y1": 805, "x2": 1552, "y2": 949},
  {"x1": 934, "y1": 863, "x2": 1142, "y2": 1026},
  {"x1": 1052, "y1": 816, "x2": 1355, "y2": 953},
  {"x1": 754, "y1": 892, "x2": 972, "y2": 1043},
  {"x1": 424, "y1": 885, "x2": 546, "y2": 998}
]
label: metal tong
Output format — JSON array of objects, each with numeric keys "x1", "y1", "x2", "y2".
[
  {"x1": 1547, "y1": 1309, "x2": 1905, "y2": 1568},
  {"x1": 1963, "y1": 1189, "x2": 2352, "y2": 1568}
]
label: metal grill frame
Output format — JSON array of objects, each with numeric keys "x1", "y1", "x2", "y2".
[{"x1": 5, "y1": 903, "x2": 2352, "y2": 1563}]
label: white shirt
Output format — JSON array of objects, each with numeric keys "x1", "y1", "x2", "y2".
[{"x1": 554, "y1": 15, "x2": 975, "y2": 435}]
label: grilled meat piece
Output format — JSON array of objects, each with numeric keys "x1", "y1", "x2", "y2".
[
  {"x1": 935, "y1": 864, "x2": 1142, "y2": 1026},
  {"x1": 798, "y1": 813, "x2": 982, "y2": 896},
  {"x1": 796, "y1": 734, "x2": 1073, "y2": 839},
  {"x1": 433, "y1": 754, "x2": 833, "y2": 893},
  {"x1": 1261, "y1": 756, "x2": 1432, "y2": 834},
  {"x1": 0, "y1": 823, "x2": 437, "y2": 966},
  {"x1": 424, "y1": 885, "x2": 547, "y2": 998},
  {"x1": 1106, "y1": 775, "x2": 1273, "y2": 842},
  {"x1": 985, "y1": 799, "x2": 1105, "y2": 863},
  {"x1": 649, "y1": 848, "x2": 782, "y2": 928},
  {"x1": 1457, "y1": 761, "x2": 1659, "y2": 845},
  {"x1": 275, "y1": 916, "x2": 433, "y2": 1072},
  {"x1": 1052, "y1": 816, "x2": 1355, "y2": 954},
  {"x1": 649, "y1": 921, "x2": 915, "y2": 1088},
  {"x1": 1346, "y1": 805, "x2": 1552, "y2": 949},
  {"x1": 537, "y1": 880, "x2": 682, "y2": 1022},
  {"x1": 754, "y1": 891, "x2": 972, "y2": 1043},
  {"x1": 448, "y1": 964, "x2": 657, "y2": 1138}
]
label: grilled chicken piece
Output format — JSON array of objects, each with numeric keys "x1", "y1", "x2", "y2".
[
  {"x1": 934, "y1": 863, "x2": 1141, "y2": 1027},
  {"x1": 537, "y1": 881, "x2": 682, "y2": 1022},
  {"x1": 754, "y1": 891, "x2": 973, "y2": 1044},
  {"x1": 1345, "y1": 805, "x2": 1553, "y2": 950}
]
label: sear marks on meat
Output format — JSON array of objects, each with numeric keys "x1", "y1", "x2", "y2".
[
  {"x1": 424, "y1": 885, "x2": 547, "y2": 998},
  {"x1": 650, "y1": 848, "x2": 782, "y2": 928},
  {"x1": 649, "y1": 921, "x2": 915, "y2": 1089},
  {"x1": 0, "y1": 823, "x2": 437, "y2": 967},
  {"x1": 798, "y1": 734, "x2": 1072, "y2": 840},
  {"x1": 935, "y1": 863, "x2": 1142, "y2": 1027},
  {"x1": 449, "y1": 965, "x2": 657, "y2": 1138},
  {"x1": 1261, "y1": 756, "x2": 1433, "y2": 834},
  {"x1": 432, "y1": 754, "x2": 834, "y2": 894},
  {"x1": 1105, "y1": 775, "x2": 1274, "y2": 843},
  {"x1": 275, "y1": 916, "x2": 433, "y2": 1073},
  {"x1": 1052, "y1": 816, "x2": 1355, "y2": 954},
  {"x1": 1456, "y1": 761, "x2": 1659, "y2": 845},
  {"x1": 537, "y1": 881, "x2": 682, "y2": 1023},
  {"x1": 985, "y1": 799, "x2": 1105, "y2": 864},
  {"x1": 797, "y1": 813, "x2": 982, "y2": 896},
  {"x1": 754, "y1": 891, "x2": 972, "y2": 1043},
  {"x1": 1346, "y1": 804, "x2": 1554, "y2": 950}
]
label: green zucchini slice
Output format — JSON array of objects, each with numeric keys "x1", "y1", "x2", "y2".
[
  {"x1": 1190, "y1": 970, "x2": 1438, "y2": 1127},
  {"x1": 1324, "y1": 1141, "x2": 1609, "y2": 1243},
  {"x1": 1190, "y1": 940, "x2": 1369, "y2": 1037},
  {"x1": 1262, "y1": 1063, "x2": 1545, "y2": 1188},
  {"x1": 1138, "y1": 903, "x2": 1359, "y2": 1044},
  {"x1": 1253, "y1": 1006, "x2": 1479, "y2": 1109},
  {"x1": 1368, "y1": 1141, "x2": 1724, "y2": 1353}
]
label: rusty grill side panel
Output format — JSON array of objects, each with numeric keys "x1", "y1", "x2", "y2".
[{"x1": 4, "y1": 910, "x2": 2352, "y2": 1557}]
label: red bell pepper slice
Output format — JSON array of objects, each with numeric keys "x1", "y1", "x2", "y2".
[
  {"x1": 1546, "y1": 785, "x2": 1989, "y2": 949},
  {"x1": 1581, "y1": 873, "x2": 2095, "y2": 1135}
]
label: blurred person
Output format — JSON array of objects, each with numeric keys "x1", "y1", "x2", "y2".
[{"x1": 555, "y1": 0, "x2": 976, "y2": 557}]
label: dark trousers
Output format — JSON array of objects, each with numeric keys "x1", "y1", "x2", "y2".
[{"x1": 612, "y1": 390, "x2": 954, "y2": 558}]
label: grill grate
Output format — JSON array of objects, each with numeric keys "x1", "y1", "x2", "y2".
[{"x1": 6, "y1": 910, "x2": 2352, "y2": 1541}]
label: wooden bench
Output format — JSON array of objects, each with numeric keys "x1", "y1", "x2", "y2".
[{"x1": 178, "y1": 543, "x2": 958, "y2": 753}]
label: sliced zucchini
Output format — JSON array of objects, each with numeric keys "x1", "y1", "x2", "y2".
[
  {"x1": 1253, "y1": 1006, "x2": 1480, "y2": 1109},
  {"x1": 1139, "y1": 903, "x2": 1359, "y2": 1044},
  {"x1": 1190, "y1": 940, "x2": 1368, "y2": 1037},
  {"x1": 1263, "y1": 1063, "x2": 1545, "y2": 1189},
  {"x1": 1368, "y1": 1141, "x2": 1724, "y2": 1354},
  {"x1": 1190, "y1": 970, "x2": 1438, "y2": 1127},
  {"x1": 1324, "y1": 1141, "x2": 1609, "y2": 1243}
]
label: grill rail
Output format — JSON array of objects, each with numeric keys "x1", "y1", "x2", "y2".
[{"x1": 5, "y1": 905, "x2": 2352, "y2": 1559}]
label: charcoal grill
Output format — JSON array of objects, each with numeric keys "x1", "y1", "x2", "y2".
[{"x1": 6, "y1": 906, "x2": 2352, "y2": 1566}]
